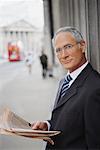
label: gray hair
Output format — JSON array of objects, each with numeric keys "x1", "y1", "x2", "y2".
[{"x1": 52, "y1": 26, "x2": 84, "y2": 47}]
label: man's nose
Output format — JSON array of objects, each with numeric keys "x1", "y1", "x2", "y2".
[{"x1": 60, "y1": 49, "x2": 68, "y2": 58}]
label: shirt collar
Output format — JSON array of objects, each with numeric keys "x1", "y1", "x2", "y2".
[{"x1": 67, "y1": 61, "x2": 88, "y2": 81}]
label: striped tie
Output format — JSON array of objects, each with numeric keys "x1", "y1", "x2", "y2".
[{"x1": 60, "y1": 74, "x2": 72, "y2": 98}]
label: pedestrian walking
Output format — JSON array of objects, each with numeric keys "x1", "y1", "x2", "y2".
[
  {"x1": 25, "y1": 52, "x2": 34, "y2": 74},
  {"x1": 39, "y1": 51, "x2": 48, "y2": 78}
]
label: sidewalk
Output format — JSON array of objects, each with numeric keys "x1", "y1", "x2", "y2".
[{"x1": 0, "y1": 59, "x2": 62, "y2": 150}]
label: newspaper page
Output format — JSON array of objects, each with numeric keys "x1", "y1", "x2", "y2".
[{"x1": 0, "y1": 108, "x2": 60, "y2": 145}]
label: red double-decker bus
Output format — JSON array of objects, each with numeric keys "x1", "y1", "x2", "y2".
[{"x1": 8, "y1": 42, "x2": 20, "y2": 62}]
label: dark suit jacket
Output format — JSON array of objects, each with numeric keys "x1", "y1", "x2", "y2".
[{"x1": 46, "y1": 63, "x2": 100, "y2": 149}]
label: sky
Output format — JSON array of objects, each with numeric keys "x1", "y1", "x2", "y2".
[{"x1": 0, "y1": 0, "x2": 44, "y2": 29}]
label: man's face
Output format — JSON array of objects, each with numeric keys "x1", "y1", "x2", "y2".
[{"x1": 54, "y1": 32, "x2": 86, "y2": 73}]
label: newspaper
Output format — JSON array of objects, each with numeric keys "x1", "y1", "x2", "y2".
[{"x1": 0, "y1": 108, "x2": 60, "y2": 145}]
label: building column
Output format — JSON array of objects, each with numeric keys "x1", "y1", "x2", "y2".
[
  {"x1": 87, "y1": 0, "x2": 100, "y2": 71},
  {"x1": 0, "y1": 29, "x2": 4, "y2": 57},
  {"x1": 22, "y1": 32, "x2": 27, "y2": 53},
  {"x1": 3, "y1": 32, "x2": 8, "y2": 56},
  {"x1": 43, "y1": 0, "x2": 54, "y2": 65}
]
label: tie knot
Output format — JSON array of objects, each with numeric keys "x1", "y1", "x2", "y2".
[{"x1": 64, "y1": 74, "x2": 72, "y2": 83}]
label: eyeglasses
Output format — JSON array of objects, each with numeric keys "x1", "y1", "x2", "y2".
[{"x1": 55, "y1": 43, "x2": 79, "y2": 54}]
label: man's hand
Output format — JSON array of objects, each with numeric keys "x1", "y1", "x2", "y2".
[
  {"x1": 31, "y1": 121, "x2": 54, "y2": 145},
  {"x1": 31, "y1": 121, "x2": 48, "y2": 131}
]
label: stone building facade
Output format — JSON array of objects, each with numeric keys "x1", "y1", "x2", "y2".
[{"x1": 0, "y1": 19, "x2": 43, "y2": 60}]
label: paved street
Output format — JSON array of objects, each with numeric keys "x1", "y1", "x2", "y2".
[{"x1": 0, "y1": 59, "x2": 62, "y2": 150}]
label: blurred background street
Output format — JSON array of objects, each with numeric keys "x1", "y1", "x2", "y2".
[
  {"x1": 0, "y1": 59, "x2": 61, "y2": 150},
  {"x1": 0, "y1": 1, "x2": 63, "y2": 149}
]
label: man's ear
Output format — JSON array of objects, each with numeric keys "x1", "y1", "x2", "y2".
[{"x1": 80, "y1": 41, "x2": 86, "y2": 53}]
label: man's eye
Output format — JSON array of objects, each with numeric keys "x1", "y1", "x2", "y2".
[{"x1": 65, "y1": 44, "x2": 72, "y2": 49}]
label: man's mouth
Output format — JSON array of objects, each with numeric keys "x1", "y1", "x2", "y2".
[{"x1": 62, "y1": 59, "x2": 72, "y2": 64}]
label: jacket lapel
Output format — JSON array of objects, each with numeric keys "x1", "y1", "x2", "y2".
[
  {"x1": 53, "y1": 63, "x2": 93, "y2": 111},
  {"x1": 53, "y1": 86, "x2": 77, "y2": 110},
  {"x1": 53, "y1": 79, "x2": 64, "y2": 109}
]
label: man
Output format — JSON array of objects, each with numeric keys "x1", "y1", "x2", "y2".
[
  {"x1": 32, "y1": 27, "x2": 100, "y2": 149},
  {"x1": 25, "y1": 52, "x2": 34, "y2": 74},
  {"x1": 39, "y1": 51, "x2": 48, "y2": 78}
]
